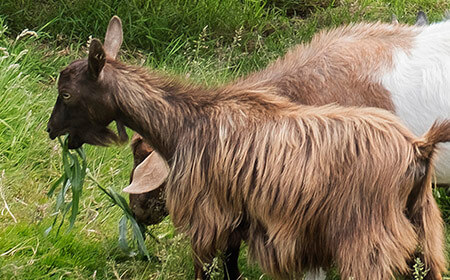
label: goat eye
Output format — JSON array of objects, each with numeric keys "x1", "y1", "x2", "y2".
[{"x1": 61, "y1": 92, "x2": 71, "y2": 100}]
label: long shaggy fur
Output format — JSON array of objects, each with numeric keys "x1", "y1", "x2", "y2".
[
  {"x1": 109, "y1": 59, "x2": 445, "y2": 279},
  {"x1": 163, "y1": 101, "x2": 439, "y2": 279},
  {"x1": 126, "y1": 22, "x2": 447, "y2": 279},
  {"x1": 47, "y1": 19, "x2": 448, "y2": 279}
]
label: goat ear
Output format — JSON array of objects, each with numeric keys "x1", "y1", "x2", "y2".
[
  {"x1": 104, "y1": 16, "x2": 123, "y2": 59},
  {"x1": 415, "y1": 11, "x2": 428, "y2": 26},
  {"x1": 444, "y1": 10, "x2": 450, "y2": 21},
  {"x1": 88, "y1": 39, "x2": 106, "y2": 80},
  {"x1": 391, "y1": 14, "x2": 399, "y2": 24},
  {"x1": 123, "y1": 151, "x2": 169, "y2": 194}
]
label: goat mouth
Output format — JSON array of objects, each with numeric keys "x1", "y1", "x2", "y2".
[
  {"x1": 50, "y1": 126, "x2": 124, "y2": 149},
  {"x1": 67, "y1": 137, "x2": 84, "y2": 149},
  {"x1": 47, "y1": 129, "x2": 68, "y2": 140},
  {"x1": 47, "y1": 129, "x2": 84, "y2": 149},
  {"x1": 66, "y1": 133, "x2": 87, "y2": 149}
]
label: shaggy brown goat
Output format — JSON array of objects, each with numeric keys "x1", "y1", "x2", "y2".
[
  {"x1": 127, "y1": 15, "x2": 450, "y2": 279},
  {"x1": 47, "y1": 16, "x2": 447, "y2": 280}
]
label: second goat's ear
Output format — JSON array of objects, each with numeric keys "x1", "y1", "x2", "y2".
[
  {"x1": 391, "y1": 14, "x2": 399, "y2": 24},
  {"x1": 88, "y1": 39, "x2": 106, "y2": 80},
  {"x1": 104, "y1": 16, "x2": 123, "y2": 59},
  {"x1": 415, "y1": 11, "x2": 428, "y2": 26},
  {"x1": 123, "y1": 151, "x2": 169, "y2": 194}
]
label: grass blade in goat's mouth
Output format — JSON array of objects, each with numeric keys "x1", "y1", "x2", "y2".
[
  {"x1": 46, "y1": 135, "x2": 150, "y2": 258},
  {"x1": 46, "y1": 136, "x2": 86, "y2": 235}
]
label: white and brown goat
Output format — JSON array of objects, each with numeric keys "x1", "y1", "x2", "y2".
[{"x1": 47, "y1": 16, "x2": 448, "y2": 280}]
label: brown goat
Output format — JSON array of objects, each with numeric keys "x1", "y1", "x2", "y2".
[
  {"x1": 127, "y1": 17, "x2": 450, "y2": 279},
  {"x1": 47, "y1": 16, "x2": 447, "y2": 280}
]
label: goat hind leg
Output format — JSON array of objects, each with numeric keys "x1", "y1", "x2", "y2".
[{"x1": 415, "y1": 191, "x2": 445, "y2": 280}]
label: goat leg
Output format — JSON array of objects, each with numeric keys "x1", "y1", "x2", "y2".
[{"x1": 223, "y1": 232, "x2": 242, "y2": 280}]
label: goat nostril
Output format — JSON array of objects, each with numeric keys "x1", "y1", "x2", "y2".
[{"x1": 46, "y1": 126, "x2": 52, "y2": 134}]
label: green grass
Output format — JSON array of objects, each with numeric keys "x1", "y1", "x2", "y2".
[{"x1": 0, "y1": 0, "x2": 449, "y2": 279}]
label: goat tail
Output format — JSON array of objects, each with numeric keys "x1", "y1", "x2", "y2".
[
  {"x1": 414, "y1": 120, "x2": 450, "y2": 160},
  {"x1": 407, "y1": 120, "x2": 449, "y2": 279}
]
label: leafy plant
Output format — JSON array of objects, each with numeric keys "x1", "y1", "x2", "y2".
[
  {"x1": 88, "y1": 174, "x2": 151, "y2": 259},
  {"x1": 412, "y1": 257, "x2": 429, "y2": 280},
  {"x1": 46, "y1": 135, "x2": 150, "y2": 258},
  {"x1": 46, "y1": 136, "x2": 87, "y2": 235}
]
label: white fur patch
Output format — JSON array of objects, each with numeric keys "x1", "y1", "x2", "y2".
[
  {"x1": 381, "y1": 21, "x2": 450, "y2": 183},
  {"x1": 304, "y1": 269, "x2": 327, "y2": 280}
]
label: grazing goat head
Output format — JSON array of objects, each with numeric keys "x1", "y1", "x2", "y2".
[{"x1": 47, "y1": 16, "x2": 127, "y2": 149}]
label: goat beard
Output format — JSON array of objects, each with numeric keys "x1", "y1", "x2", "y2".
[
  {"x1": 116, "y1": 120, "x2": 129, "y2": 143},
  {"x1": 67, "y1": 120, "x2": 128, "y2": 149}
]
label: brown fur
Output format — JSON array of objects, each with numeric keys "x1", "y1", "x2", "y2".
[
  {"x1": 127, "y1": 22, "x2": 443, "y2": 279},
  {"x1": 49, "y1": 58, "x2": 447, "y2": 279},
  {"x1": 47, "y1": 19, "x2": 447, "y2": 279},
  {"x1": 232, "y1": 22, "x2": 416, "y2": 112}
]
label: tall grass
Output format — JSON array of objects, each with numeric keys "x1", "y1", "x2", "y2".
[
  {"x1": 1, "y1": 0, "x2": 448, "y2": 62},
  {"x1": 0, "y1": 0, "x2": 282, "y2": 61},
  {"x1": 0, "y1": 0, "x2": 449, "y2": 279}
]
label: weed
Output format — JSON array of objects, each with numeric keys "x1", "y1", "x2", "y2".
[{"x1": 413, "y1": 257, "x2": 429, "y2": 280}]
